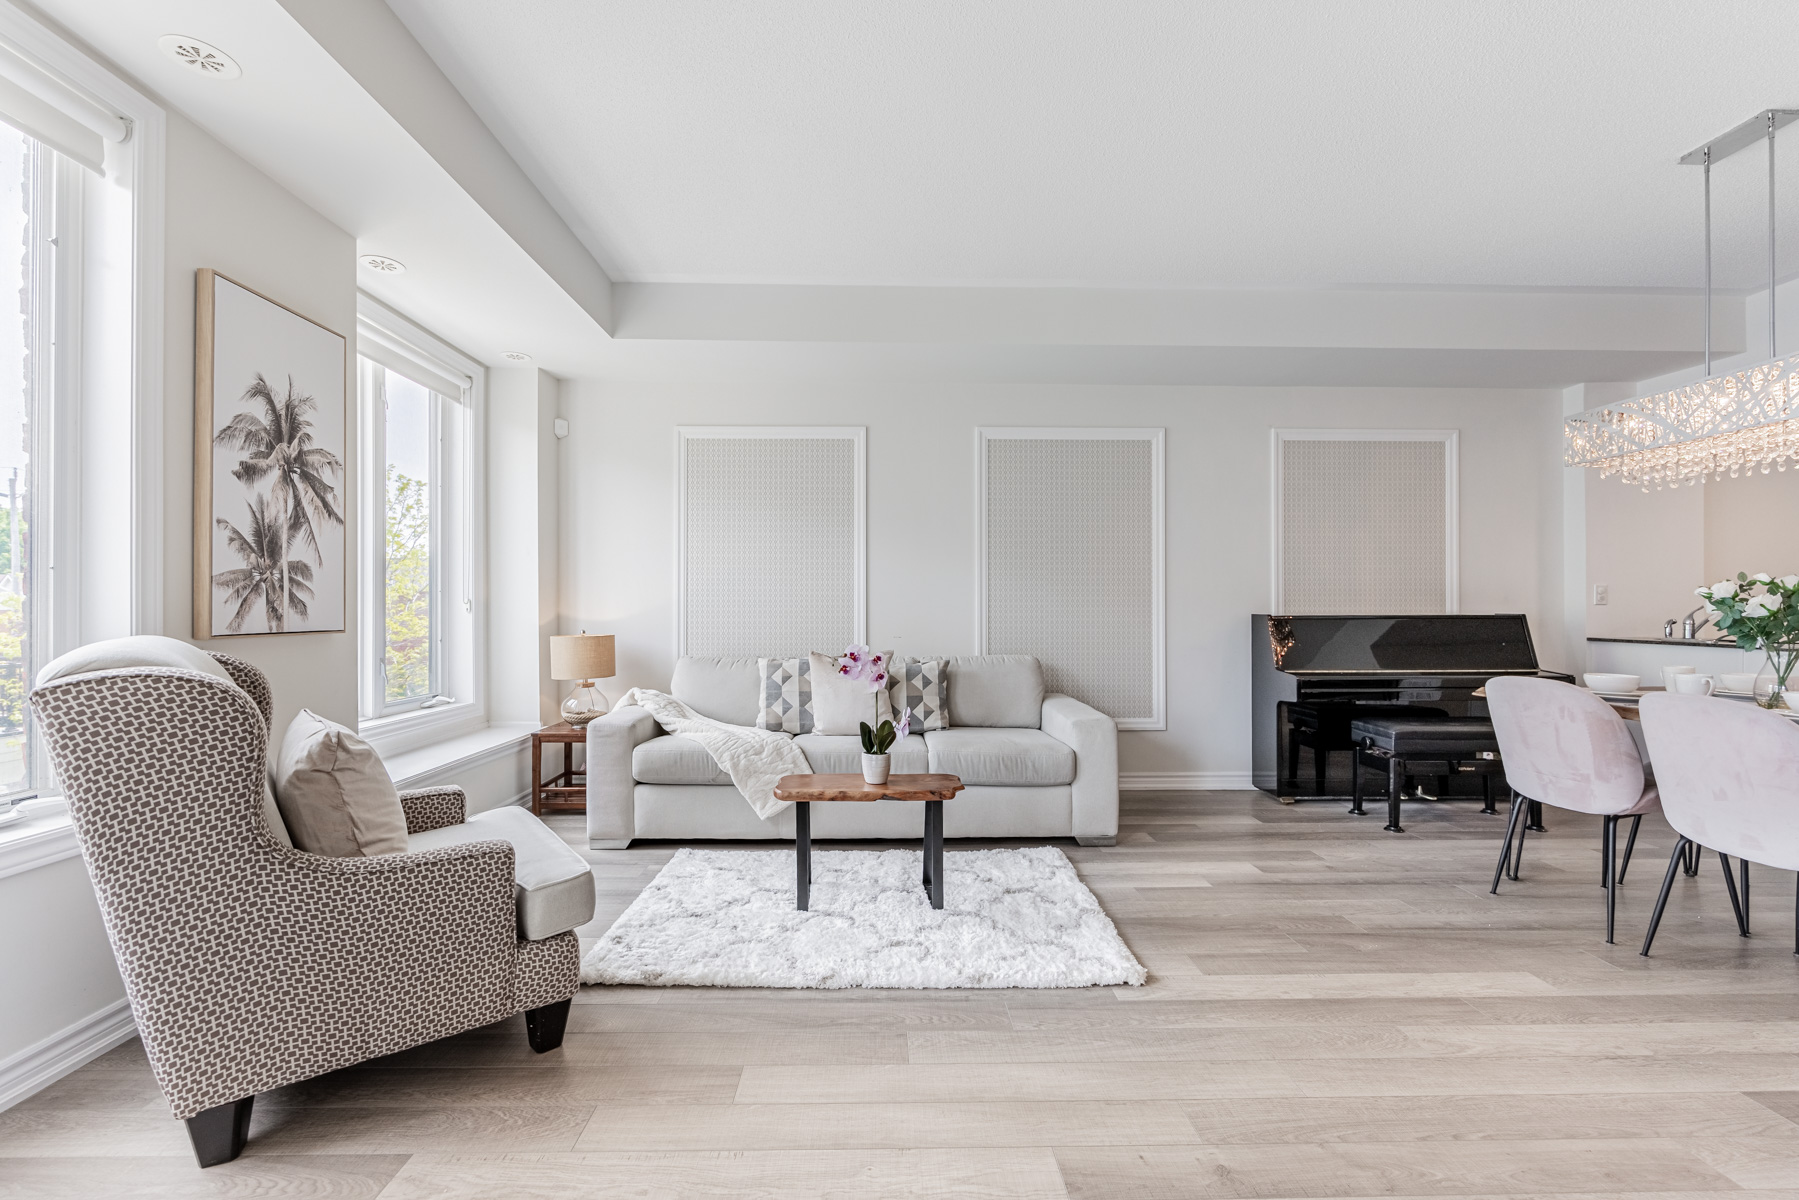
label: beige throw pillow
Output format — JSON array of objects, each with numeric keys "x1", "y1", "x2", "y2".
[
  {"x1": 807, "y1": 650, "x2": 895, "y2": 737},
  {"x1": 274, "y1": 709, "x2": 408, "y2": 856}
]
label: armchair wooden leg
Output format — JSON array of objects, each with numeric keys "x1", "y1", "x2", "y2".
[
  {"x1": 526, "y1": 998, "x2": 572, "y2": 1053},
  {"x1": 185, "y1": 1095, "x2": 253, "y2": 1168}
]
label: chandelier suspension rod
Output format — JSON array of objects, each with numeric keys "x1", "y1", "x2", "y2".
[
  {"x1": 1771, "y1": 110, "x2": 1779, "y2": 359},
  {"x1": 1705, "y1": 145, "x2": 1712, "y2": 376}
]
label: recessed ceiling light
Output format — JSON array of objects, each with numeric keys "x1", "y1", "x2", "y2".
[
  {"x1": 501, "y1": 351, "x2": 532, "y2": 362},
  {"x1": 359, "y1": 254, "x2": 405, "y2": 274},
  {"x1": 158, "y1": 35, "x2": 241, "y2": 80}
]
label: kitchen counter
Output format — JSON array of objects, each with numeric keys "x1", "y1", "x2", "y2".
[{"x1": 1589, "y1": 636, "x2": 1738, "y2": 647}]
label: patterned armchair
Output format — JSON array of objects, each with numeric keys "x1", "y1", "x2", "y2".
[{"x1": 29, "y1": 652, "x2": 582, "y2": 1168}]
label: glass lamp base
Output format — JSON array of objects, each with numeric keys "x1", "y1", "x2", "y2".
[{"x1": 561, "y1": 682, "x2": 610, "y2": 726}]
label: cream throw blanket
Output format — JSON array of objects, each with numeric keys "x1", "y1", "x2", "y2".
[{"x1": 610, "y1": 688, "x2": 809, "y2": 819}]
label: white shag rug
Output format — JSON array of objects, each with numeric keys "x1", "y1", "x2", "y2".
[{"x1": 581, "y1": 845, "x2": 1146, "y2": 989}]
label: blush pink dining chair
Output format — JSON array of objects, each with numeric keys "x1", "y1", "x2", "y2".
[
  {"x1": 1636, "y1": 692, "x2": 1799, "y2": 957},
  {"x1": 1485, "y1": 677, "x2": 1661, "y2": 943}
]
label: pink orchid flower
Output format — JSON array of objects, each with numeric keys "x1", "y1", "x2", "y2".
[
  {"x1": 836, "y1": 644, "x2": 872, "y2": 680},
  {"x1": 894, "y1": 706, "x2": 911, "y2": 740}
]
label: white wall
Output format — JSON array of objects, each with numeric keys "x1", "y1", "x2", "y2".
[
  {"x1": 165, "y1": 113, "x2": 360, "y2": 734},
  {"x1": 488, "y1": 367, "x2": 562, "y2": 727},
  {"x1": 564, "y1": 379, "x2": 1563, "y2": 782},
  {"x1": 1584, "y1": 474, "x2": 1707, "y2": 639},
  {"x1": 1705, "y1": 468, "x2": 1799, "y2": 583}
]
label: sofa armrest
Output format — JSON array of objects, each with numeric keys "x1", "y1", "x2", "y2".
[
  {"x1": 586, "y1": 705, "x2": 661, "y2": 847},
  {"x1": 1042, "y1": 693, "x2": 1118, "y2": 842},
  {"x1": 397, "y1": 785, "x2": 467, "y2": 834}
]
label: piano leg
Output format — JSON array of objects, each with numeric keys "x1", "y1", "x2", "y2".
[
  {"x1": 1384, "y1": 755, "x2": 1405, "y2": 833},
  {"x1": 1481, "y1": 773, "x2": 1497, "y2": 815},
  {"x1": 1314, "y1": 745, "x2": 1329, "y2": 797}
]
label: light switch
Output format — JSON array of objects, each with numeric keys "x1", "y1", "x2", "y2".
[{"x1": 1593, "y1": 584, "x2": 1609, "y2": 606}]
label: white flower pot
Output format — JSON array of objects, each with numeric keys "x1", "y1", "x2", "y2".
[{"x1": 861, "y1": 753, "x2": 890, "y2": 785}]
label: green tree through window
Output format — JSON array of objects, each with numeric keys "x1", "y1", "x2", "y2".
[{"x1": 384, "y1": 464, "x2": 432, "y2": 702}]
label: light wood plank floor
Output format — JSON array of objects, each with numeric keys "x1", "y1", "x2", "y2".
[{"x1": 6, "y1": 791, "x2": 1799, "y2": 1198}]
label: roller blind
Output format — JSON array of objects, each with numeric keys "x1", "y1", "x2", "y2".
[
  {"x1": 0, "y1": 42, "x2": 128, "y2": 174},
  {"x1": 358, "y1": 319, "x2": 471, "y2": 402}
]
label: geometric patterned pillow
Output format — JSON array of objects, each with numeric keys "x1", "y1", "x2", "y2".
[
  {"x1": 755, "y1": 656, "x2": 813, "y2": 733},
  {"x1": 889, "y1": 657, "x2": 950, "y2": 732}
]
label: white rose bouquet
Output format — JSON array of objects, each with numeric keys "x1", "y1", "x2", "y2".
[{"x1": 1696, "y1": 573, "x2": 1799, "y2": 708}]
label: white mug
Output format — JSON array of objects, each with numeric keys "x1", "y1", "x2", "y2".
[
  {"x1": 1670, "y1": 673, "x2": 1716, "y2": 696},
  {"x1": 1660, "y1": 665, "x2": 1697, "y2": 691}
]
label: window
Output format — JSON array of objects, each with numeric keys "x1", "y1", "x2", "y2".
[
  {"x1": 356, "y1": 298, "x2": 485, "y2": 751},
  {"x1": 0, "y1": 131, "x2": 72, "y2": 807}
]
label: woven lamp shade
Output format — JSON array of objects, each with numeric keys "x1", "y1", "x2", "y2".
[{"x1": 550, "y1": 634, "x2": 615, "y2": 681}]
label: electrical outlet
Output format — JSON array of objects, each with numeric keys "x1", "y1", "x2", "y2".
[{"x1": 1593, "y1": 584, "x2": 1609, "y2": 606}]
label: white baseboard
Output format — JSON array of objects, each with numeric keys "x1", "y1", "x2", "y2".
[
  {"x1": 0, "y1": 998, "x2": 136, "y2": 1112},
  {"x1": 1120, "y1": 772, "x2": 1257, "y2": 791}
]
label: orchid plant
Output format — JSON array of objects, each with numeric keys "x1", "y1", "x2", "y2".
[
  {"x1": 1696, "y1": 573, "x2": 1799, "y2": 708},
  {"x1": 836, "y1": 644, "x2": 909, "y2": 754}
]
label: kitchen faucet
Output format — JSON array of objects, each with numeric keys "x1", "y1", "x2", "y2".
[{"x1": 1681, "y1": 606, "x2": 1710, "y2": 639}]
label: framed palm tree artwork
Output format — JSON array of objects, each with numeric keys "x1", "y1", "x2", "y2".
[{"x1": 194, "y1": 269, "x2": 347, "y2": 637}]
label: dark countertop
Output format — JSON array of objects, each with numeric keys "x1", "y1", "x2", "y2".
[{"x1": 1588, "y1": 636, "x2": 1740, "y2": 647}]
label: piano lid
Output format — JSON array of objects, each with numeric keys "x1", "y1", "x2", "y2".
[{"x1": 1261, "y1": 614, "x2": 1540, "y2": 674}]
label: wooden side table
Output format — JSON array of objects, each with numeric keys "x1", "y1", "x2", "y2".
[{"x1": 531, "y1": 723, "x2": 589, "y2": 815}]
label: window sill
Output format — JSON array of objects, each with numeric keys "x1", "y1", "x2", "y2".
[
  {"x1": 359, "y1": 702, "x2": 490, "y2": 759},
  {"x1": 0, "y1": 798, "x2": 78, "y2": 881},
  {"x1": 382, "y1": 722, "x2": 537, "y2": 790}
]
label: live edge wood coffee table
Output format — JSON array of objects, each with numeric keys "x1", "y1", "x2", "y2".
[{"x1": 772, "y1": 773, "x2": 965, "y2": 911}]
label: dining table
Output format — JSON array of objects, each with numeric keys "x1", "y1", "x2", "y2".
[{"x1": 1473, "y1": 684, "x2": 1798, "y2": 766}]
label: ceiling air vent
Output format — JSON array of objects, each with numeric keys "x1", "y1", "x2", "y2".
[
  {"x1": 359, "y1": 255, "x2": 406, "y2": 274},
  {"x1": 157, "y1": 35, "x2": 241, "y2": 80}
]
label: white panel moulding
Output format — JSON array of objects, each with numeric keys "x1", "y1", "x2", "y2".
[
  {"x1": 675, "y1": 427, "x2": 866, "y2": 658},
  {"x1": 1271, "y1": 429, "x2": 1459, "y2": 615},
  {"x1": 977, "y1": 427, "x2": 1166, "y2": 731}
]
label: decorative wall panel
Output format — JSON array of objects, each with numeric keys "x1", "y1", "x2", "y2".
[
  {"x1": 677, "y1": 428, "x2": 864, "y2": 657},
  {"x1": 1274, "y1": 431, "x2": 1457, "y2": 615},
  {"x1": 980, "y1": 429, "x2": 1165, "y2": 730}
]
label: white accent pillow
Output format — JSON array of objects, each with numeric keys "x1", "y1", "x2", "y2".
[
  {"x1": 36, "y1": 635, "x2": 238, "y2": 689},
  {"x1": 807, "y1": 650, "x2": 895, "y2": 737},
  {"x1": 273, "y1": 709, "x2": 408, "y2": 856}
]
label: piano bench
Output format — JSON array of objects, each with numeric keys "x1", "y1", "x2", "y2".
[{"x1": 1348, "y1": 718, "x2": 1506, "y2": 833}]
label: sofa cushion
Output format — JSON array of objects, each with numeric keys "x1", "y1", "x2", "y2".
[
  {"x1": 633, "y1": 735, "x2": 731, "y2": 785},
  {"x1": 755, "y1": 657, "x2": 815, "y2": 733},
  {"x1": 794, "y1": 733, "x2": 928, "y2": 775},
  {"x1": 891, "y1": 657, "x2": 951, "y2": 731},
  {"x1": 925, "y1": 728, "x2": 1074, "y2": 786},
  {"x1": 273, "y1": 710, "x2": 408, "y2": 856},
  {"x1": 671, "y1": 656, "x2": 761, "y2": 726},
  {"x1": 408, "y1": 806, "x2": 596, "y2": 940},
  {"x1": 945, "y1": 655, "x2": 1044, "y2": 729}
]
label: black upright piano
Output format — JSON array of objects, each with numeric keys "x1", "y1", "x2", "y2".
[{"x1": 1251, "y1": 614, "x2": 1572, "y2": 800}]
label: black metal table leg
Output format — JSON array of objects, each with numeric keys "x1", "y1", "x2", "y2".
[
  {"x1": 795, "y1": 801, "x2": 811, "y2": 911},
  {"x1": 923, "y1": 799, "x2": 944, "y2": 909},
  {"x1": 1384, "y1": 755, "x2": 1405, "y2": 832}
]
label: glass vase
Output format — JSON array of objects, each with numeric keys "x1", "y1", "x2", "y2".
[{"x1": 1755, "y1": 647, "x2": 1797, "y2": 710}]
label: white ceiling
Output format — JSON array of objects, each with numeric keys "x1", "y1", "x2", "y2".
[{"x1": 388, "y1": 0, "x2": 1799, "y2": 290}]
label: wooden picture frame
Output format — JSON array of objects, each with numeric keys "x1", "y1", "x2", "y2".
[{"x1": 194, "y1": 269, "x2": 348, "y2": 638}]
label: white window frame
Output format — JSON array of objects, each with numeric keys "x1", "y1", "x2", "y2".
[
  {"x1": 1269, "y1": 428, "x2": 1460, "y2": 615},
  {"x1": 0, "y1": 6, "x2": 164, "y2": 814},
  {"x1": 355, "y1": 294, "x2": 487, "y2": 757}
]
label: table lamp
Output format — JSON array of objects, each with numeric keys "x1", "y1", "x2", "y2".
[{"x1": 550, "y1": 632, "x2": 615, "y2": 726}]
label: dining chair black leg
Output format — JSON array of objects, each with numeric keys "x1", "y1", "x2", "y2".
[
  {"x1": 1600, "y1": 817, "x2": 1610, "y2": 887},
  {"x1": 1641, "y1": 836, "x2": 1691, "y2": 957},
  {"x1": 1492, "y1": 792, "x2": 1525, "y2": 894},
  {"x1": 1793, "y1": 874, "x2": 1798, "y2": 955},
  {"x1": 1740, "y1": 858, "x2": 1750, "y2": 932},
  {"x1": 1718, "y1": 852, "x2": 1748, "y2": 937},
  {"x1": 1509, "y1": 813, "x2": 1528, "y2": 880},
  {"x1": 1617, "y1": 815, "x2": 1641, "y2": 884},
  {"x1": 1603, "y1": 815, "x2": 1618, "y2": 944}
]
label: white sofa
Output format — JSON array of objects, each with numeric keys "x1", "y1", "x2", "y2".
[{"x1": 585, "y1": 654, "x2": 1118, "y2": 848}]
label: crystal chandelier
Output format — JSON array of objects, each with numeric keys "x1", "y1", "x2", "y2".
[{"x1": 1566, "y1": 109, "x2": 1799, "y2": 490}]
